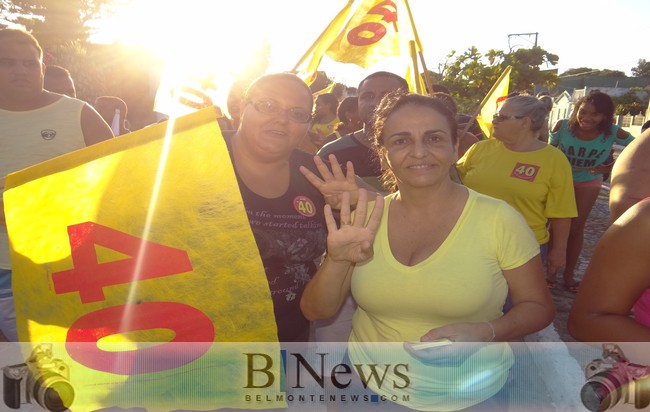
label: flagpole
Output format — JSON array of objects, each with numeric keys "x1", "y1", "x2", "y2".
[
  {"x1": 403, "y1": 0, "x2": 434, "y2": 95},
  {"x1": 418, "y1": 52, "x2": 434, "y2": 96},
  {"x1": 292, "y1": 0, "x2": 355, "y2": 72},
  {"x1": 462, "y1": 107, "x2": 482, "y2": 137},
  {"x1": 408, "y1": 41, "x2": 423, "y2": 94}
]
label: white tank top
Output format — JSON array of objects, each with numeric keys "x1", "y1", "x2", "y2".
[{"x1": 0, "y1": 95, "x2": 87, "y2": 269}]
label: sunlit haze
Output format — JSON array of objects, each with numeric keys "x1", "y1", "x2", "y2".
[{"x1": 92, "y1": 0, "x2": 650, "y2": 89}]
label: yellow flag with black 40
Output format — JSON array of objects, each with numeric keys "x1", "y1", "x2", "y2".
[{"x1": 3, "y1": 108, "x2": 284, "y2": 411}]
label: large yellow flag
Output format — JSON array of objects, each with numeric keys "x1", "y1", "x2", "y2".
[
  {"x1": 293, "y1": 0, "x2": 427, "y2": 93},
  {"x1": 476, "y1": 66, "x2": 512, "y2": 139},
  {"x1": 3, "y1": 108, "x2": 283, "y2": 411}
]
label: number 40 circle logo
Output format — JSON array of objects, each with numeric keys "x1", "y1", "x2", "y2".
[{"x1": 293, "y1": 196, "x2": 316, "y2": 217}]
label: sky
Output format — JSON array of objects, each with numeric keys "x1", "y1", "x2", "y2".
[{"x1": 92, "y1": 0, "x2": 650, "y2": 87}]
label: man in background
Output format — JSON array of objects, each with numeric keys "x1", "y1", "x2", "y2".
[
  {"x1": 43, "y1": 64, "x2": 76, "y2": 97},
  {"x1": 311, "y1": 72, "x2": 408, "y2": 343},
  {"x1": 0, "y1": 28, "x2": 113, "y2": 341},
  {"x1": 317, "y1": 71, "x2": 409, "y2": 191}
]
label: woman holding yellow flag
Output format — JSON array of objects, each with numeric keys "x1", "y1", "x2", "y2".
[
  {"x1": 221, "y1": 72, "x2": 328, "y2": 342},
  {"x1": 223, "y1": 72, "x2": 364, "y2": 342}
]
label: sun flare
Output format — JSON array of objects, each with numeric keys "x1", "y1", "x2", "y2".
[
  {"x1": 93, "y1": 0, "x2": 309, "y2": 114},
  {"x1": 92, "y1": 1, "x2": 370, "y2": 94}
]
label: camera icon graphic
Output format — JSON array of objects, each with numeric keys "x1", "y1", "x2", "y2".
[
  {"x1": 2, "y1": 343, "x2": 74, "y2": 411},
  {"x1": 581, "y1": 343, "x2": 650, "y2": 411}
]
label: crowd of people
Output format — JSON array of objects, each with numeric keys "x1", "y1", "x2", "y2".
[{"x1": 2, "y1": 26, "x2": 649, "y2": 410}]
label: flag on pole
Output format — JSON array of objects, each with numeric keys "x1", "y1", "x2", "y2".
[
  {"x1": 293, "y1": 0, "x2": 356, "y2": 85},
  {"x1": 3, "y1": 108, "x2": 283, "y2": 411},
  {"x1": 325, "y1": 0, "x2": 403, "y2": 68},
  {"x1": 476, "y1": 65, "x2": 512, "y2": 139},
  {"x1": 293, "y1": 0, "x2": 427, "y2": 93},
  {"x1": 312, "y1": 81, "x2": 337, "y2": 97}
]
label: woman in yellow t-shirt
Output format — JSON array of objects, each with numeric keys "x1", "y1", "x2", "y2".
[
  {"x1": 456, "y1": 94, "x2": 577, "y2": 291},
  {"x1": 301, "y1": 92, "x2": 554, "y2": 411}
]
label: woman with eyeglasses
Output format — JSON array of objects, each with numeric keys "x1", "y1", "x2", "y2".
[
  {"x1": 550, "y1": 90, "x2": 634, "y2": 293},
  {"x1": 301, "y1": 92, "x2": 554, "y2": 411},
  {"x1": 457, "y1": 94, "x2": 577, "y2": 292},
  {"x1": 222, "y1": 72, "x2": 354, "y2": 342}
]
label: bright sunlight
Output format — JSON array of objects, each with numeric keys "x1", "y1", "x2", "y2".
[
  {"x1": 92, "y1": 0, "x2": 370, "y2": 112},
  {"x1": 93, "y1": 0, "x2": 313, "y2": 114}
]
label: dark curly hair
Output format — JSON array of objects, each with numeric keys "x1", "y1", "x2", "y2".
[
  {"x1": 568, "y1": 90, "x2": 615, "y2": 137},
  {"x1": 371, "y1": 91, "x2": 458, "y2": 192}
]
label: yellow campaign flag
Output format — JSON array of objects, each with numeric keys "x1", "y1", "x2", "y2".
[
  {"x1": 476, "y1": 65, "x2": 512, "y2": 139},
  {"x1": 325, "y1": 0, "x2": 404, "y2": 68},
  {"x1": 312, "y1": 81, "x2": 337, "y2": 97},
  {"x1": 293, "y1": 0, "x2": 356, "y2": 85},
  {"x1": 3, "y1": 108, "x2": 284, "y2": 411},
  {"x1": 294, "y1": 0, "x2": 427, "y2": 93}
]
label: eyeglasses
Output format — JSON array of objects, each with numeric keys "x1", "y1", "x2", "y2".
[
  {"x1": 248, "y1": 98, "x2": 312, "y2": 124},
  {"x1": 493, "y1": 113, "x2": 525, "y2": 122}
]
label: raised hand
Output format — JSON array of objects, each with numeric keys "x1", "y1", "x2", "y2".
[
  {"x1": 300, "y1": 154, "x2": 359, "y2": 210},
  {"x1": 324, "y1": 189, "x2": 384, "y2": 263}
]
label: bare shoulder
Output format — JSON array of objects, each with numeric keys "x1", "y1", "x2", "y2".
[
  {"x1": 616, "y1": 126, "x2": 633, "y2": 139},
  {"x1": 551, "y1": 119, "x2": 563, "y2": 133},
  {"x1": 610, "y1": 130, "x2": 650, "y2": 220}
]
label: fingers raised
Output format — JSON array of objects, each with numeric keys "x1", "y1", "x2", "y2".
[
  {"x1": 352, "y1": 189, "x2": 368, "y2": 228},
  {"x1": 345, "y1": 160, "x2": 356, "y2": 183},
  {"x1": 327, "y1": 154, "x2": 347, "y2": 182},
  {"x1": 299, "y1": 165, "x2": 325, "y2": 190},
  {"x1": 339, "y1": 191, "x2": 352, "y2": 227},
  {"x1": 366, "y1": 193, "x2": 385, "y2": 234},
  {"x1": 323, "y1": 204, "x2": 338, "y2": 233},
  {"x1": 315, "y1": 155, "x2": 335, "y2": 181}
]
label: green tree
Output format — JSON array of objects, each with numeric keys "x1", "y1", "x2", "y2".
[
  {"x1": 499, "y1": 46, "x2": 559, "y2": 92},
  {"x1": 436, "y1": 46, "x2": 559, "y2": 114},
  {"x1": 612, "y1": 90, "x2": 646, "y2": 116},
  {"x1": 632, "y1": 59, "x2": 650, "y2": 78},
  {"x1": 3, "y1": 0, "x2": 113, "y2": 47},
  {"x1": 435, "y1": 46, "x2": 503, "y2": 113}
]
